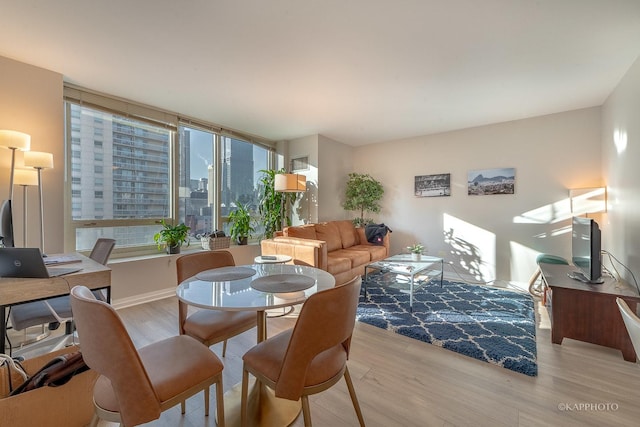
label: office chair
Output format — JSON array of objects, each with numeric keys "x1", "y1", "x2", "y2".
[
  {"x1": 616, "y1": 297, "x2": 640, "y2": 362},
  {"x1": 240, "y1": 275, "x2": 366, "y2": 427},
  {"x1": 7, "y1": 238, "x2": 115, "y2": 348},
  {"x1": 70, "y1": 285, "x2": 225, "y2": 426},
  {"x1": 176, "y1": 250, "x2": 257, "y2": 357}
]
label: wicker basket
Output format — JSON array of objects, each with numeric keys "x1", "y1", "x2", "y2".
[{"x1": 201, "y1": 236, "x2": 231, "y2": 250}]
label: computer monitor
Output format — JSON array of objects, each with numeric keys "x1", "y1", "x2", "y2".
[{"x1": 0, "y1": 199, "x2": 14, "y2": 248}]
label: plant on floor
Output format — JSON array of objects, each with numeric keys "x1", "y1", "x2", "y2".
[
  {"x1": 342, "y1": 172, "x2": 384, "y2": 227},
  {"x1": 228, "y1": 201, "x2": 255, "y2": 245},
  {"x1": 153, "y1": 220, "x2": 190, "y2": 253}
]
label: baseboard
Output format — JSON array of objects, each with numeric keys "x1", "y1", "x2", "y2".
[{"x1": 111, "y1": 287, "x2": 175, "y2": 310}]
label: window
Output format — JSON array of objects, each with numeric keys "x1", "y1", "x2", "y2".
[
  {"x1": 65, "y1": 87, "x2": 275, "y2": 254},
  {"x1": 66, "y1": 102, "x2": 172, "y2": 252},
  {"x1": 177, "y1": 126, "x2": 270, "y2": 239}
]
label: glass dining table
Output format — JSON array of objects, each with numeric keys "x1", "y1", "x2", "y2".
[{"x1": 176, "y1": 263, "x2": 335, "y2": 426}]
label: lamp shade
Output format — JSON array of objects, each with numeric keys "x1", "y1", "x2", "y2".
[
  {"x1": 24, "y1": 151, "x2": 54, "y2": 169},
  {"x1": 13, "y1": 168, "x2": 39, "y2": 186},
  {"x1": 274, "y1": 173, "x2": 306, "y2": 192},
  {"x1": 0, "y1": 130, "x2": 31, "y2": 151}
]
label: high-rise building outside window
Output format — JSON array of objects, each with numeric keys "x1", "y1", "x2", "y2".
[{"x1": 67, "y1": 103, "x2": 172, "y2": 252}]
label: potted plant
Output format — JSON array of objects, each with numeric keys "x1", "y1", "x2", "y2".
[
  {"x1": 153, "y1": 220, "x2": 190, "y2": 254},
  {"x1": 228, "y1": 201, "x2": 255, "y2": 245},
  {"x1": 342, "y1": 172, "x2": 384, "y2": 227},
  {"x1": 407, "y1": 243, "x2": 425, "y2": 261},
  {"x1": 258, "y1": 168, "x2": 293, "y2": 239}
]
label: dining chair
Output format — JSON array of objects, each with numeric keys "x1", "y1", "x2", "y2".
[
  {"x1": 176, "y1": 250, "x2": 257, "y2": 357},
  {"x1": 70, "y1": 285, "x2": 226, "y2": 427},
  {"x1": 7, "y1": 238, "x2": 115, "y2": 346},
  {"x1": 616, "y1": 297, "x2": 640, "y2": 362},
  {"x1": 240, "y1": 275, "x2": 366, "y2": 427}
]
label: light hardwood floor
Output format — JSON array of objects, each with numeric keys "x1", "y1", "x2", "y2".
[{"x1": 98, "y1": 294, "x2": 640, "y2": 427}]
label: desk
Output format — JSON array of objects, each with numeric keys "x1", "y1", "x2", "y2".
[
  {"x1": 540, "y1": 263, "x2": 640, "y2": 362},
  {"x1": 176, "y1": 263, "x2": 335, "y2": 427},
  {"x1": 0, "y1": 253, "x2": 112, "y2": 352}
]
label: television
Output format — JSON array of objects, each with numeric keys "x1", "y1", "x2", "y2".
[
  {"x1": 570, "y1": 216, "x2": 603, "y2": 284},
  {"x1": 0, "y1": 199, "x2": 14, "y2": 248}
]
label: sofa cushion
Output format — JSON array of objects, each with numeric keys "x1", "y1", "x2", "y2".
[
  {"x1": 349, "y1": 244, "x2": 387, "y2": 261},
  {"x1": 325, "y1": 256, "x2": 351, "y2": 276},
  {"x1": 285, "y1": 224, "x2": 317, "y2": 240},
  {"x1": 335, "y1": 220, "x2": 358, "y2": 249},
  {"x1": 330, "y1": 249, "x2": 370, "y2": 268},
  {"x1": 314, "y1": 222, "x2": 342, "y2": 252}
]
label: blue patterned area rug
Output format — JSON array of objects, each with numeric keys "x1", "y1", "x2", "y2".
[{"x1": 357, "y1": 272, "x2": 538, "y2": 376}]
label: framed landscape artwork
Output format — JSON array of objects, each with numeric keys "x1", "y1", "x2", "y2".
[
  {"x1": 415, "y1": 173, "x2": 451, "y2": 197},
  {"x1": 468, "y1": 168, "x2": 515, "y2": 195}
]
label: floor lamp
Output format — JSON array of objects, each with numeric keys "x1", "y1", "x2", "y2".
[
  {"x1": 274, "y1": 173, "x2": 306, "y2": 230},
  {"x1": 24, "y1": 151, "x2": 54, "y2": 253},
  {"x1": 0, "y1": 130, "x2": 31, "y2": 201},
  {"x1": 12, "y1": 169, "x2": 39, "y2": 247}
]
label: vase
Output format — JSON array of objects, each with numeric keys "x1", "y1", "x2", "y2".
[
  {"x1": 411, "y1": 253, "x2": 421, "y2": 261},
  {"x1": 167, "y1": 244, "x2": 181, "y2": 254}
]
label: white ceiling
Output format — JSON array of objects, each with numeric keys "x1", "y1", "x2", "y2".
[{"x1": 2, "y1": 1, "x2": 640, "y2": 146}]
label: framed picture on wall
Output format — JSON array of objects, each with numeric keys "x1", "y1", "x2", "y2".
[
  {"x1": 415, "y1": 173, "x2": 451, "y2": 197},
  {"x1": 467, "y1": 168, "x2": 515, "y2": 195},
  {"x1": 291, "y1": 156, "x2": 309, "y2": 171}
]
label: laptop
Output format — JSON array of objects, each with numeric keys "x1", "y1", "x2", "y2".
[{"x1": 0, "y1": 247, "x2": 83, "y2": 278}]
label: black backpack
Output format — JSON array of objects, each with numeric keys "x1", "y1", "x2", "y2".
[{"x1": 365, "y1": 223, "x2": 392, "y2": 245}]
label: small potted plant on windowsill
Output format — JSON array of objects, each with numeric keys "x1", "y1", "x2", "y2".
[
  {"x1": 153, "y1": 220, "x2": 190, "y2": 254},
  {"x1": 228, "y1": 202, "x2": 255, "y2": 245},
  {"x1": 407, "y1": 243, "x2": 425, "y2": 261}
]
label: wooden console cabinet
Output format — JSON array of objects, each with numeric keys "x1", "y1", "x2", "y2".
[{"x1": 540, "y1": 263, "x2": 640, "y2": 362}]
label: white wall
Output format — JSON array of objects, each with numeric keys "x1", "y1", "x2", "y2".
[
  {"x1": 0, "y1": 57, "x2": 64, "y2": 254},
  {"x1": 352, "y1": 108, "x2": 602, "y2": 283},
  {"x1": 317, "y1": 135, "x2": 354, "y2": 221},
  {"x1": 602, "y1": 55, "x2": 640, "y2": 285}
]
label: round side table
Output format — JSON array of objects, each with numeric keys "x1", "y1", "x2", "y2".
[{"x1": 253, "y1": 254, "x2": 292, "y2": 264}]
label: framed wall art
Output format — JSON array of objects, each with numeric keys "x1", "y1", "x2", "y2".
[
  {"x1": 291, "y1": 156, "x2": 309, "y2": 171},
  {"x1": 467, "y1": 168, "x2": 515, "y2": 195},
  {"x1": 415, "y1": 173, "x2": 451, "y2": 197}
]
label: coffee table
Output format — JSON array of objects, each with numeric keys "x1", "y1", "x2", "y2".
[{"x1": 364, "y1": 254, "x2": 444, "y2": 312}]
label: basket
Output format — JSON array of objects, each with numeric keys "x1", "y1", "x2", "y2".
[{"x1": 201, "y1": 236, "x2": 231, "y2": 250}]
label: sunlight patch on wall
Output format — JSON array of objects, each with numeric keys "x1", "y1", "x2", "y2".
[
  {"x1": 513, "y1": 198, "x2": 571, "y2": 224},
  {"x1": 510, "y1": 241, "x2": 544, "y2": 284},
  {"x1": 614, "y1": 128, "x2": 627, "y2": 154},
  {"x1": 443, "y1": 213, "x2": 495, "y2": 281},
  {"x1": 569, "y1": 187, "x2": 607, "y2": 216}
]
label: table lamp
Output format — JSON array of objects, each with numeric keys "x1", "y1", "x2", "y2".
[
  {"x1": 24, "y1": 151, "x2": 54, "y2": 252},
  {"x1": 0, "y1": 130, "x2": 31, "y2": 201}
]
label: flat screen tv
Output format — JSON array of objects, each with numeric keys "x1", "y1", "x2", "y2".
[
  {"x1": 571, "y1": 216, "x2": 603, "y2": 284},
  {"x1": 0, "y1": 199, "x2": 14, "y2": 248}
]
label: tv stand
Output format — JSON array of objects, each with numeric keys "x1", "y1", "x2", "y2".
[
  {"x1": 567, "y1": 271, "x2": 604, "y2": 284},
  {"x1": 541, "y1": 263, "x2": 640, "y2": 362}
]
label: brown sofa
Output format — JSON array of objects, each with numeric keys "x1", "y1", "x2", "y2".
[{"x1": 260, "y1": 220, "x2": 390, "y2": 285}]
